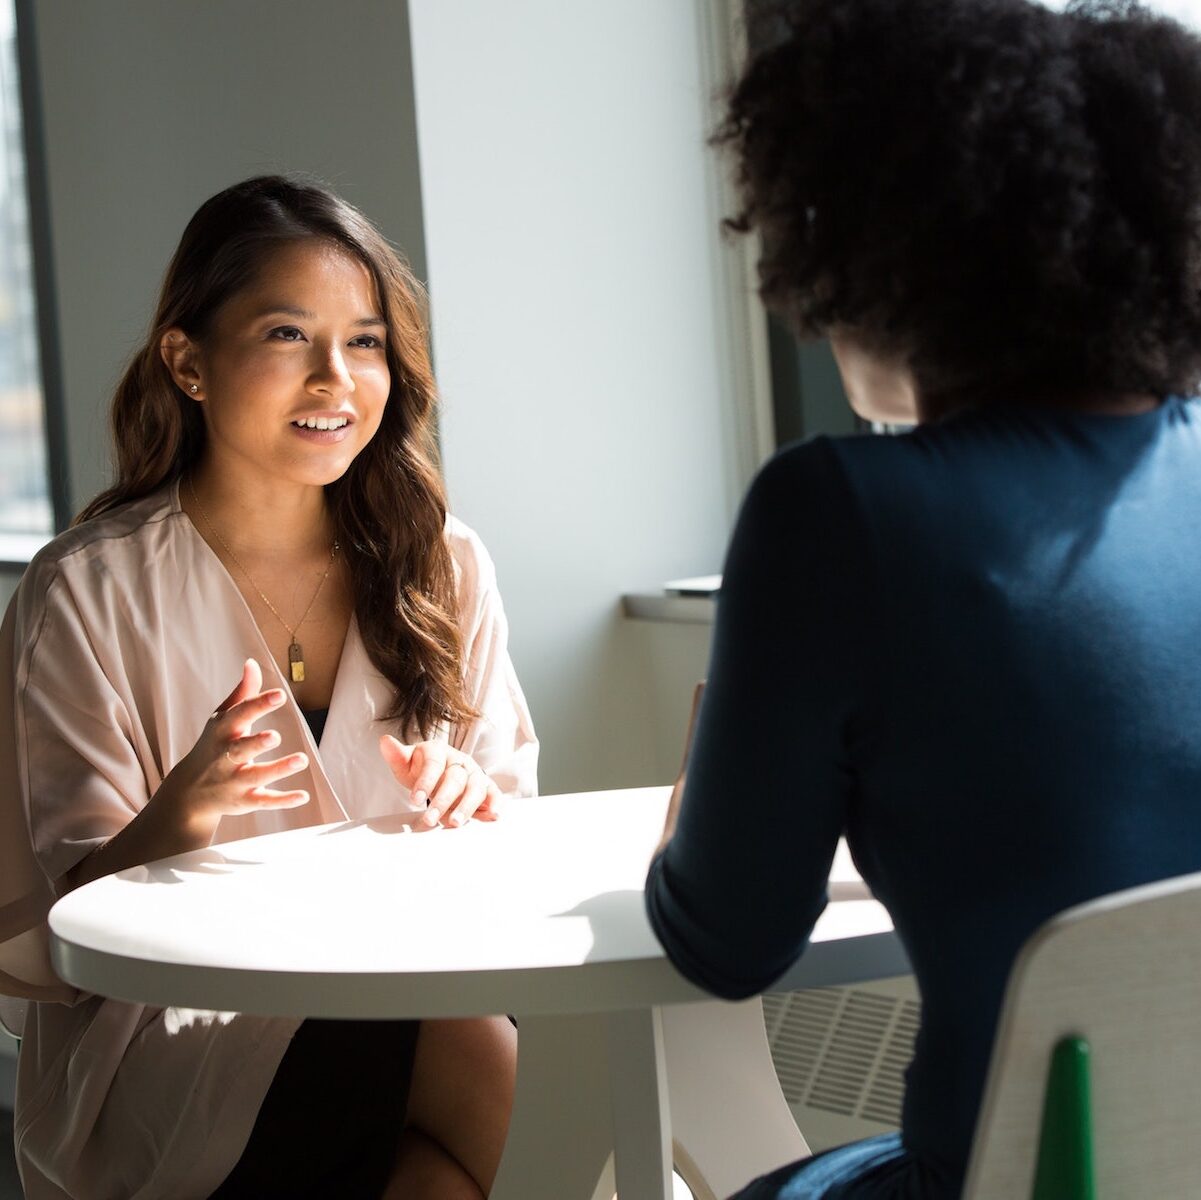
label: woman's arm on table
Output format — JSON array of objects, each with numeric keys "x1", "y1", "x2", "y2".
[{"x1": 646, "y1": 440, "x2": 882, "y2": 999}]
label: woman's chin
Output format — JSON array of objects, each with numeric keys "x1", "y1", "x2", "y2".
[{"x1": 277, "y1": 448, "x2": 364, "y2": 489}]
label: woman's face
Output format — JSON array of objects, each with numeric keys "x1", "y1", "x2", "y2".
[
  {"x1": 168, "y1": 239, "x2": 392, "y2": 490},
  {"x1": 829, "y1": 332, "x2": 919, "y2": 426}
]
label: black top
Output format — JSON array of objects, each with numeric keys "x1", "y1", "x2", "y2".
[
  {"x1": 300, "y1": 706, "x2": 329, "y2": 747},
  {"x1": 646, "y1": 397, "x2": 1201, "y2": 1195}
]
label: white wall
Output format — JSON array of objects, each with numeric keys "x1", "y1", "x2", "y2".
[
  {"x1": 29, "y1": 0, "x2": 427, "y2": 513},
  {"x1": 408, "y1": 2, "x2": 742, "y2": 793}
]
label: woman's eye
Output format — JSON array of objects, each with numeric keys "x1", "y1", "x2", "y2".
[
  {"x1": 349, "y1": 334, "x2": 384, "y2": 349},
  {"x1": 268, "y1": 326, "x2": 305, "y2": 342}
]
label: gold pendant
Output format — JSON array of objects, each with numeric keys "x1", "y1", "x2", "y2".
[{"x1": 288, "y1": 641, "x2": 305, "y2": 683}]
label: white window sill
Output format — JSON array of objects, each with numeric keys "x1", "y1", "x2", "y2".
[
  {"x1": 622, "y1": 576, "x2": 719, "y2": 625},
  {"x1": 622, "y1": 593, "x2": 716, "y2": 624}
]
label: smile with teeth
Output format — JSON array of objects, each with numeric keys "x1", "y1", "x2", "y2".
[{"x1": 292, "y1": 416, "x2": 350, "y2": 430}]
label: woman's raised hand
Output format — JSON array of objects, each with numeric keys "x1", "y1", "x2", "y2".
[
  {"x1": 67, "y1": 660, "x2": 311, "y2": 891},
  {"x1": 162, "y1": 658, "x2": 310, "y2": 835},
  {"x1": 379, "y1": 735, "x2": 502, "y2": 828}
]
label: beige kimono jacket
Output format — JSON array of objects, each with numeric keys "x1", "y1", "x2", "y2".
[{"x1": 0, "y1": 483, "x2": 538, "y2": 1199}]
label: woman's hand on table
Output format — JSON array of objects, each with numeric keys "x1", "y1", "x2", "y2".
[
  {"x1": 159, "y1": 658, "x2": 311, "y2": 836},
  {"x1": 379, "y1": 735, "x2": 502, "y2": 828}
]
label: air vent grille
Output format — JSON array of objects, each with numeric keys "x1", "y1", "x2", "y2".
[
  {"x1": 762, "y1": 988, "x2": 838, "y2": 1102},
  {"x1": 861, "y1": 998, "x2": 920, "y2": 1124},
  {"x1": 764, "y1": 985, "x2": 921, "y2": 1127}
]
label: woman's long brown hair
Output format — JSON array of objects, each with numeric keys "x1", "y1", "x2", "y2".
[{"x1": 76, "y1": 175, "x2": 474, "y2": 738}]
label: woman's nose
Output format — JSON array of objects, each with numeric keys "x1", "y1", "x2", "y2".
[{"x1": 310, "y1": 343, "x2": 354, "y2": 395}]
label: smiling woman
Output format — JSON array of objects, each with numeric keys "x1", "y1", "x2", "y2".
[
  {"x1": 0, "y1": 176, "x2": 538, "y2": 1200},
  {"x1": 164, "y1": 244, "x2": 391, "y2": 496},
  {"x1": 164, "y1": 240, "x2": 393, "y2": 700},
  {"x1": 78, "y1": 178, "x2": 476, "y2": 738}
]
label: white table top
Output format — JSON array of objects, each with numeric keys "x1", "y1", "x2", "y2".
[{"x1": 49, "y1": 787, "x2": 903, "y2": 1019}]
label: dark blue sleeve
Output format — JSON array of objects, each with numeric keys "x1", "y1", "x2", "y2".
[{"x1": 645, "y1": 438, "x2": 880, "y2": 998}]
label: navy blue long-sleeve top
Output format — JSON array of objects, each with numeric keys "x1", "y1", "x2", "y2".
[{"x1": 646, "y1": 397, "x2": 1201, "y2": 1195}]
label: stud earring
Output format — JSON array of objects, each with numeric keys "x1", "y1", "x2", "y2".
[{"x1": 189, "y1": 384, "x2": 199, "y2": 394}]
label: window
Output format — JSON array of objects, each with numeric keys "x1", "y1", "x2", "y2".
[{"x1": 0, "y1": 0, "x2": 52, "y2": 549}]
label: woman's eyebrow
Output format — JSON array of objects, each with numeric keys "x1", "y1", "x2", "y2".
[{"x1": 252, "y1": 304, "x2": 387, "y2": 327}]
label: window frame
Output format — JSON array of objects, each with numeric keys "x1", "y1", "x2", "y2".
[{"x1": 0, "y1": 0, "x2": 69, "y2": 568}]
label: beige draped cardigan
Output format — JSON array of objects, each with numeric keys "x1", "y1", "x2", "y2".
[{"x1": 0, "y1": 484, "x2": 538, "y2": 1199}]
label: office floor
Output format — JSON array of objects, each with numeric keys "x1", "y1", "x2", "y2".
[{"x1": 0, "y1": 1111, "x2": 20, "y2": 1199}]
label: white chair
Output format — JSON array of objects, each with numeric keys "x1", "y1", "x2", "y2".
[{"x1": 963, "y1": 869, "x2": 1201, "y2": 1200}]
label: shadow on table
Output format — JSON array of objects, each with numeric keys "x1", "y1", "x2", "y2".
[
  {"x1": 554, "y1": 889, "x2": 656, "y2": 961},
  {"x1": 115, "y1": 849, "x2": 265, "y2": 885},
  {"x1": 115, "y1": 812, "x2": 444, "y2": 885},
  {"x1": 317, "y1": 811, "x2": 436, "y2": 837}
]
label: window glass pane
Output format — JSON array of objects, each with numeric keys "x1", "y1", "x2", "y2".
[{"x1": 0, "y1": 0, "x2": 51, "y2": 537}]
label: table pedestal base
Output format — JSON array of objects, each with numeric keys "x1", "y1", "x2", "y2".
[{"x1": 492, "y1": 998, "x2": 810, "y2": 1200}]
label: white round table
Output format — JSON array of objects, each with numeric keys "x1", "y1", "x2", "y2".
[{"x1": 50, "y1": 787, "x2": 905, "y2": 1200}]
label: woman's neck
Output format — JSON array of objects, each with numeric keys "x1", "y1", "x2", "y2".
[{"x1": 183, "y1": 460, "x2": 336, "y2": 562}]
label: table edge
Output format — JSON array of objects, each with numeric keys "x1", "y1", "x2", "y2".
[{"x1": 50, "y1": 928, "x2": 908, "y2": 1019}]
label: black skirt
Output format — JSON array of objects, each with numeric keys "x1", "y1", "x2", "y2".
[{"x1": 209, "y1": 1018, "x2": 420, "y2": 1200}]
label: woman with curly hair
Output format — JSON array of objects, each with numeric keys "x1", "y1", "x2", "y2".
[
  {"x1": 0, "y1": 176, "x2": 536, "y2": 1199},
  {"x1": 646, "y1": 1, "x2": 1201, "y2": 1196}
]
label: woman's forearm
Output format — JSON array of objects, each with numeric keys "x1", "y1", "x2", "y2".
[
  {"x1": 65, "y1": 778, "x2": 219, "y2": 892},
  {"x1": 65, "y1": 666, "x2": 308, "y2": 891}
]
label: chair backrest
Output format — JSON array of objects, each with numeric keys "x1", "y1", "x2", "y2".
[{"x1": 962, "y1": 869, "x2": 1201, "y2": 1200}]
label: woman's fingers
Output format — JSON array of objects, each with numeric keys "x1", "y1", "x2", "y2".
[
  {"x1": 447, "y1": 768, "x2": 490, "y2": 826},
  {"x1": 474, "y1": 779, "x2": 505, "y2": 822},
  {"x1": 423, "y1": 761, "x2": 484, "y2": 827},
  {"x1": 244, "y1": 786, "x2": 311, "y2": 810},
  {"x1": 225, "y1": 728, "x2": 281, "y2": 765},
  {"x1": 421, "y1": 761, "x2": 467, "y2": 826},
  {"x1": 381, "y1": 737, "x2": 496, "y2": 826},
  {"x1": 410, "y1": 744, "x2": 450, "y2": 807},
  {"x1": 219, "y1": 687, "x2": 287, "y2": 738},
  {"x1": 379, "y1": 734, "x2": 416, "y2": 785},
  {"x1": 229, "y1": 751, "x2": 309, "y2": 789},
  {"x1": 215, "y1": 658, "x2": 263, "y2": 715}
]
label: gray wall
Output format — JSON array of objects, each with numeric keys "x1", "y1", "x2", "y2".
[{"x1": 28, "y1": 0, "x2": 426, "y2": 513}]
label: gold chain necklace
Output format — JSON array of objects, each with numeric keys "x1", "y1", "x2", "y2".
[{"x1": 187, "y1": 476, "x2": 339, "y2": 684}]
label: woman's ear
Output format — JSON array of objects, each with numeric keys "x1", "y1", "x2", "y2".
[{"x1": 159, "y1": 328, "x2": 204, "y2": 400}]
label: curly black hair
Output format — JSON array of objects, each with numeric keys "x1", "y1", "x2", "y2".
[{"x1": 719, "y1": 0, "x2": 1201, "y2": 406}]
